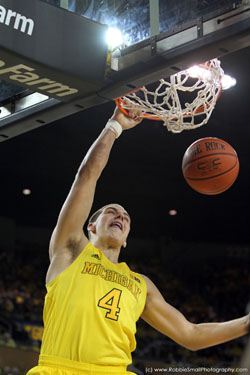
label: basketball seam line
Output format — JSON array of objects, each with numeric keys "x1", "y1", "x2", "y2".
[
  {"x1": 183, "y1": 152, "x2": 237, "y2": 170},
  {"x1": 185, "y1": 159, "x2": 238, "y2": 181}
]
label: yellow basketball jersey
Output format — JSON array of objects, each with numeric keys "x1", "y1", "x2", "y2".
[{"x1": 40, "y1": 242, "x2": 147, "y2": 366}]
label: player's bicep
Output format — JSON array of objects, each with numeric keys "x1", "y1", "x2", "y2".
[{"x1": 50, "y1": 174, "x2": 96, "y2": 252}]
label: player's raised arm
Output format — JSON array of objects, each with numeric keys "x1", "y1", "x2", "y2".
[
  {"x1": 141, "y1": 275, "x2": 249, "y2": 351},
  {"x1": 49, "y1": 106, "x2": 142, "y2": 259}
]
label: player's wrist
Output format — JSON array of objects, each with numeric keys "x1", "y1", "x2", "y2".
[{"x1": 105, "y1": 119, "x2": 123, "y2": 138}]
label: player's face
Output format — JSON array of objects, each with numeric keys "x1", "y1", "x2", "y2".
[{"x1": 95, "y1": 204, "x2": 131, "y2": 246}]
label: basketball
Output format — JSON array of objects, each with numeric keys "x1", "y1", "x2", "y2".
[{"x1": 182, "y1": 137, "x2": 239, "y2": 195}]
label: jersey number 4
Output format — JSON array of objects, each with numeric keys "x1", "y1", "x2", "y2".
[{"x1": 98, "y1": 288, "x2": 122, "y2": 321}]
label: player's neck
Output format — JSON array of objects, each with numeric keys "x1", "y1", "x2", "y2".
[
  {"x1": 92, "y1": 239, "x2": 121, "y2": 264},
  {"x1": 102, "y1": 248, "x2": 120, "y2": 264}
]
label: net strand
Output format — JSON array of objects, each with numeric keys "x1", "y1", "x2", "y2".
[{"x1": 116, "y1": 59, "x2": 223, "y2": 133}]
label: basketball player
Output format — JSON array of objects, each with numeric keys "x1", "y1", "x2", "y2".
[{"x1": 27, "y1": 106, "x2": 249, "y2": 375}]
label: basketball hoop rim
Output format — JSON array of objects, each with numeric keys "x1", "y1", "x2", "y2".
[
  {"x1": 115, "y1": 86, "x2": 223, "y2": 120},
  {"x1": 114, "y1": 59, "x2": 224, "y2": 121}
]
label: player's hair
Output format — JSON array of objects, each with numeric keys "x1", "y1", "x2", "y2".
[
  {"x1": 87, "y1": 204, "x2": 112, "y2": 240},
  {"x1": 88, "y1": 207, "x2": 104, "y2": 225}
]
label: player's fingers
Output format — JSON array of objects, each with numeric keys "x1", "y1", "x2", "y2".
[
  {"x1": 130, "y1": 116, "x2": 143, "y2": 126},
  {"x1": 127, "y1": 106, "x2": 142, "y2": 119},
  {"x1": 135, "y1": 116, "x2": 143, "y2": 124}
]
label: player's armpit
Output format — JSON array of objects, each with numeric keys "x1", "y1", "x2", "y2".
[
  {"x1": 49, "y1": 175, "x2": 96, "y2": 256},
  {"x1": 49, "y1": 127, "x2": 118, "y2": 257}
]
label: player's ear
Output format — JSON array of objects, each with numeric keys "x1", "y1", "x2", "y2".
[
  {"x1": 87, "y1": 222, "x2": 96, "y2": 234},
  {"x1": 122, "y1": 241, "x2": 127, "y2": 248}
]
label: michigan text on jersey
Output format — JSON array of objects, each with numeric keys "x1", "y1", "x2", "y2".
[{"x1": 81, "y1": 262, "x2": 142, "y2": 301}]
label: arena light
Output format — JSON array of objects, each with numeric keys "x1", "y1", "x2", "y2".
[
  {"x1": 221, "y1": 74, "x2": 237, "y2": 90},
  {"x1": 22, "y1": 188, "x2": 31, "y2": 195},
  {"x1": 106, "y1": 27, "x2": 123, "y2": 49},
  {"x1": 169, "y1": 209, "x2": 177, "y2": 216},
  {"x1": 187, "y1": 65, "x2": 211, "y2": 80},
  {"x1": 187, "y1": 64, "x2": 236, "y2": 90}
]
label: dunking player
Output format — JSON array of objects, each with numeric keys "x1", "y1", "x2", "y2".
[{"x1": 27, "y1": 106, "x2": 249, "y2": 375}]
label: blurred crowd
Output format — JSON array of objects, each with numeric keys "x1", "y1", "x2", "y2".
[
  {"x1": 0, "y1": 366, "x2": 25, "y2": 375},
  {"x1": 0, "y1": 246, "x2": 47, "y2": 323},
  {"x1": 0, "y1": 243, "x2": 249, "y2": 369},
  {"x1": 132, "y1": 255, "x2": 250, "y2": 367}
]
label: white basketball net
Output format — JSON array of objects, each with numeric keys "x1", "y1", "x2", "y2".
[{"x1": 116, "y1": 58, "x2": 224, "y2": 133}]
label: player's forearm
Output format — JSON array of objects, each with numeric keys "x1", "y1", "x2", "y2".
[
  {"x1": 190, "y1": 314, "x2": 249, "y2": 351},
  {"x1": 77, "y1": 128, "x2": 116, "y2": 180}
]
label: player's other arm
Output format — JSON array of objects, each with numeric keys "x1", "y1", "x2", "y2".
[
  {"x1": 141, "y1": 275, "x2": 249, "y2": 351},
  {"x1": 49, "y1": 107, "x2": 142, "y2": 259}
]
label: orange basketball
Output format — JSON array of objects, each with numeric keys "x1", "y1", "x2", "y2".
[{"x1": 182, "y1": 137, "x2": 239, "y2": 195}]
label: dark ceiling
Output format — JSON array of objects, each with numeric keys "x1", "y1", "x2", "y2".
[{"x1": 0, "y1": 0, "x2": 250, "y2": 247}]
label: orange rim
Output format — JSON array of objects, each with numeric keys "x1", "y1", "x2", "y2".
[
  {"x1": 115, "y1": 85, "x2": 222, "y2": 121},
  {"x1": 114, "y1": 60, "x2": 223, "y2": 121}
]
